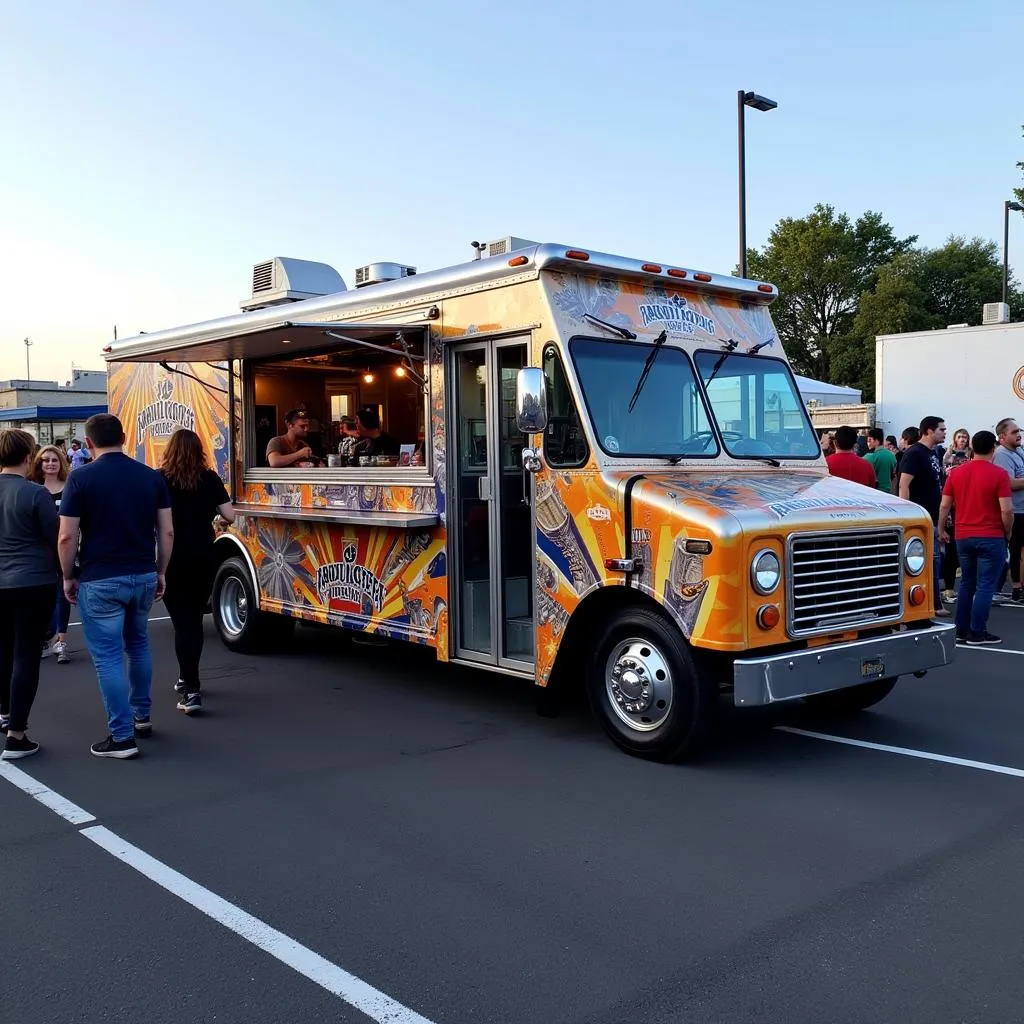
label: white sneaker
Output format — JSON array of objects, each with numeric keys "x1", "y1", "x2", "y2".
[
  {"x1": 53, "y1": 641, "x2": 69, "y2": 664},
  {"x1": 40, "y1": 642, "x2": 53, "y2": 659}
]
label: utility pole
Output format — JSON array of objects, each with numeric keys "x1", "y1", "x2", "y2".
[{"x1": 24, "y1": 337, "x2": 33, "y2": 381}]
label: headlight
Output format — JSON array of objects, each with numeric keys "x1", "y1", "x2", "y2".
[
  {"x1": 904, "y1": 537, "x2": 926, "y2": 576},
  {"x1": 751, "y1": 549, "x2": 781, "y2": 595}
]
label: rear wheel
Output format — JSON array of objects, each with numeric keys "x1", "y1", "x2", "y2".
[
  {"x1": 804, "y1": 678, "x2": 897, "y2": 715},
  {"x1": 587, "y1": 606, "x2": 717, "y2": 762},
  {"x1": 212, "y1": 557, "x2": 295, "y2": 653}
]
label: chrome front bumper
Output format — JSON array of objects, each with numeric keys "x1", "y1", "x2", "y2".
[{"x1": 732, "y1": 623, "x2": 957, "y2": 707}]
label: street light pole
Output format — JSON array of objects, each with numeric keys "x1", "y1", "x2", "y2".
[
  {"x1": 1004, "y1": 200, "x2": 1024, "y2": 305},
  {"x1": 24, "y1": 337, "x2": 32, "y2": 381},
  {"x1": 738, "y1": 90, "x2": 777, "y2": 279}
]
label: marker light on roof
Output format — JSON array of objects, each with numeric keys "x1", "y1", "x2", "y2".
[
  {"x1": 641, "y1": 263, "x2": 662, "y2": 273},
  {"x1": 667, "y1": 268, "x2": 687, "y2": 278},
  {"x1": 693, "y1": 272, "x2": 713, "y2": 282},
  {"x1": 757, "y1": 284, "x2": 774, "y2": 293},
  {"x1": 565, "y1": 250, "x2": 590, "y2": 261},
  {"x1": 508, "y1": 256, "x2": 529, "y2": 267}
]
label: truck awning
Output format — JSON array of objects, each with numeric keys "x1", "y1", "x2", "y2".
[{"x1": 104, "y1": 321, "x2": 428, "y2": 364}]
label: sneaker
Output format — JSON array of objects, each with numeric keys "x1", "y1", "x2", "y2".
[
  {"x1": 991, "y1": 593, "x2": 1009, "y2": 606},
  {"x1": 53, "y1": 640, "x2": 69, "y2": 664},
  {"x1": 1, "y1": 734, "x2": 39, "y2": 760},
  {"x1": 956, "y1": 630, "x2": 969, "y2": 643},
  {"x1": 177, "y1": 692, "x2": 202, "y2": 715},
  {"x1": 40, "y1": 642, "x2": 53, "y2": 659},
  {"x1": 90, "y1": 735, "x2": 139, "y2": 759},
  {"x1": 1013, "y1": 588, "x2": 1024, "y2": 605},
  {"x1": 173, "y1": 679, "x2": 188, "y2": 697},
  {"x1": 133, "y1": 717, "x2": 153, "y2": 737},
  {"x1": 966, "y1": 631, "x2": 1002, "y2": 646},
  {"x1": 0, "y1": 714, "x2": 9, "y2": 733},
  {"x1": 942, "y1": 589, "x2": 956, "y2": 604},
  {"x1": 934, "y1": 607, "x2": 951, "y2": 617}
]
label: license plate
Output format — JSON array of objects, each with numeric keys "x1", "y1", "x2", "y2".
[{"x1": 860, "y1": 657, "x2": 885, "y2": 678}]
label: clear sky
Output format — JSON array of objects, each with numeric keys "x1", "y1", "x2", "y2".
[{"x1": 1, "y1": 0, "x2": 1020, "y2": 383}]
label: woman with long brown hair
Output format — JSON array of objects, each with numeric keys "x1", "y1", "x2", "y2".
[
  {"x1": 30, "y1": 445, "x2": 72, "y2": 662},
  {"x1": 159, "y1": 429, "x2": 234, "y2": 713}
]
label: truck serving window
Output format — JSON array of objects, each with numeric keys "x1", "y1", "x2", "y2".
[
  {"x1": 542, "y1": 345, "x2": 589, "y2": 468},
  {"x1": 569, "y1": 337, "x2": 717, "y2": 458},
  {"x1": 693, "y1": 351, "x2": 820, "y2": 460},
  {"x1": 247, "y1": 335, "x2": 427, "y2": 471}
]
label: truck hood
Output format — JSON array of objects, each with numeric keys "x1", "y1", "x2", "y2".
[{"x1": 616, "y1": 471, "x2": 928, "y2": 536}]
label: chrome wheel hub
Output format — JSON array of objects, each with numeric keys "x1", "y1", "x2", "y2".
[
  {"x1": 219, "y1": 578, "x2": 248, "y2": 638},
  {"x1": 605, "y1": 638, "x2": 673, "y2": 732}
]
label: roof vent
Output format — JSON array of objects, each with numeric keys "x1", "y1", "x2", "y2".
[
  {"x1": 983, "y1": 302, "x2": 1010, "y2": 325},
  {"x1": 240, "y1": 258, "x2": 346, "y2": 311},
  {"x1": 484, "y1": 236, "x2": 539, "y2": 258},
  {"x1": 353, "y1": 262, "x2": 417, "y2": 289}
]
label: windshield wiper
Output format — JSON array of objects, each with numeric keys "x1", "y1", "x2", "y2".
[
  {"x1": 701, "y1": 341, "x2": 738, "y2": 390},
  {"x1": 748, "y1": 336, "x2": 775, "y2": 355},
  {"x1": 743, "y1": 455, "x2": 782, "y2": 467},
  {"x1": 627, "y1": 330, "x2": 667, "y2": 414},
  {"x1": 584, "y1": 314, "x2": 636, "y2": 340}
]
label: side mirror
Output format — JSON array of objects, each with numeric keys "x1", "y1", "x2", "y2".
[{"x1": 515, "y1": 367, "x2": 548, "y2": 434}]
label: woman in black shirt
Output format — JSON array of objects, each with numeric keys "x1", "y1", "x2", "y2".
[{"x1": 159, "y1": 430, "x2": 234, "y2": 714}]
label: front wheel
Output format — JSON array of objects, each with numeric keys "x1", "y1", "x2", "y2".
[
  {"x1": 587, "y1": 606, "x2": 717, "y2": 762},
  {"x1": 804, "y1": 678, "x2": 897, "y2": 715},
  {"x1": 212, "y1": 557, "x2": 295, "y2": 653}
]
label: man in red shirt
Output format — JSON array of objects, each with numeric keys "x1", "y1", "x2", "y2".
[
  {"x1": 938, "y1": 429, "x2": 1013, "y2": 646},
  {"x1": 825, "y1": 426, "x2": 877, "y2": 487}
]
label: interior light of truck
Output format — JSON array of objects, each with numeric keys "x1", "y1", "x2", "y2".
[
  {"x1": 641, "y1": 263, "x2": 662, "y2": 273},
  {"x1": 756, "y1": 605, "x2": 780, "y2": 630},
  {"x1": 565, "y1": 250, "x2": 590, "y2": 261},
  {"x1": 394, "y1": 365, "x2": 407, "y2": 378},
  {"x1": 693, "y1": 272, "x2": 713, "y2": 282},
  {"x1": 909, "y1": 585, "x2": 926, "y2": 606},
  {"x1": 508, "y1": 256, "x2": 529, "y2": 267},
  {"x1": 751, "y1": 549, "x2": 781, "y2": 595},
  {"x1": 684, "y1": 539, "x2": 713, "y2": 555},
  {"x1": 904, "y1": 537, "x2": 926, "y2": 576},
  {"x1": 363, "y1": 371, "x2": 376, "y2": 384},
  {"x1": 667, "y1": 268, "x2": 687, "y2": 278}
]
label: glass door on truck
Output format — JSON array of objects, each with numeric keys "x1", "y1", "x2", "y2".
[{"x1": 450, "y1": 338, "x2": 535, "y2": 670}]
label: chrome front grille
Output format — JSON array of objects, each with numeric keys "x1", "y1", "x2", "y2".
[{"x1": 787, "y1": 529, "x2": 903, "y2": 636}]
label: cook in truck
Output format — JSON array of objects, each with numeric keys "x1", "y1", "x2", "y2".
[{"x1": 266, "y1": 409, "x2": 318, "y2": 468}]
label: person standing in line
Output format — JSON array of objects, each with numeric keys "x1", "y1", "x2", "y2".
[
  {"x1": 885, "y1": 435, "x2": 899, "y2": 455},
  {"x1": 991, "y1": 418, "x2": 1024, "y2": 604},
  {"x1": 898, "y1": 416, "x2": 947, "y2": 617},
  {"x1": 939, "y1": 430, "x2": 1012, "y2": 646},
  {"x1": 939, "y1": 429, "x2": 972, "y2": 604},
  {"x1": 58, "y1": 414, "x2": 174, "y2": 759},
  {"x1": 864, "y1": 428, "x2": 898, "y2": 494},
  {"x1": 0, "y1": 430, "x2": 58, "y2": 759},
  {"x1": 159, "y1": 429, "x2": 234, "y2": 714},
  {"x1": 30, "y1": 445, "x2": 73, "y2": 663},
  {"x1": 68, "y1": 438, "x2": 91, "y2": 470},
  {"x1": 825, "y1": 426, "x2": 877, "y2": 486},
  {"x1": 896, "y1": 426, "x2": 921, "y2": 473}
]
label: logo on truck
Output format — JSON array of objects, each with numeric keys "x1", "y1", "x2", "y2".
[
  {"x1": 316, "y1": 543, "x2": 387, "y2": 613},
  {"x1": 136, "y1": 375, "x2": 196, "y2": 440},
  {"x1": 638, "y1": 294, "x2": 716, "y2": 336},
  {"x1": 1013, "y1": 366, "x2": 1024, "y2": 402}
]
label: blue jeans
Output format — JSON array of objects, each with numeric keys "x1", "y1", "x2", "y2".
[
  {"x1": 77, "y1": 573, "x2": 158, "y2": 742},
  {"x1": 955, "y1": 537, "x2": 1005, "y2": 636},
  {"x1": 49, "y1": 572, "x2": 72, "y2": 637},
  {"x1": 931, "y1": 528, "x2": 943, "y2": 610}
]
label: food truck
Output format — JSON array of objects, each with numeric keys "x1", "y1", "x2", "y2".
[{"x1": 105, "y1": 241, "x2": 956, "y2": 761}]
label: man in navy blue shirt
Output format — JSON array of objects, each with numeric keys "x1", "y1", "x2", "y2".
[{"x1": 59, "y1": 414, "x2": 174, "y2": 759}]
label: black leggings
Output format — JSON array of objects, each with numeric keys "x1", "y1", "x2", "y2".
[
  {"x1": 943, "y1": 525, "x2": 959, "y2": 590},
  {"x1": 163, "y1": 558, "x2": 214, "y2": 691},
  {"x1": 0, "y1": 584, "x2": 57, "y2": 732}
]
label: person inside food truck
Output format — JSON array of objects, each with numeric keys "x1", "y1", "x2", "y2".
[
  {"x1": 353, "y1": 406, "x2": 400, "y2": 460},
  {"x1": 266, "y1": 409, "x2": 320, "y2": 468}
]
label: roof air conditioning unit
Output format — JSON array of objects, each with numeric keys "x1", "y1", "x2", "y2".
[
  {"x1": 240, "y1": 258, "x2": 346, "y2": 311},
  {"x1": 983, "y1": 302, "x2": 1010, "y2": 325},
  {"x1": 484, "y1": 236, "x2": 540, "y2": 258},
  {"x1": 354, "y1": 262, "x2": 417, "y2": 288}
]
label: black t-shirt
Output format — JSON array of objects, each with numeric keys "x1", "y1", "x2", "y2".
[
  {"x1": 900, "y1": 442, "x2": 943, "y2": 523},
  {"x1": 160, "y1": 469, "x2": 230, "y2": 560},
  {"x1": 61, "y1": 452, "x2": 171, "y2": 582},
  {"x1": 354, "y1": 432, "x2": 400, "y2": 458}
]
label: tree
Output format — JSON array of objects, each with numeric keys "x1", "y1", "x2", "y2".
[
  {"x1": 919, "y1": 237, "x2": 1007, "y2": 325},
  {"x1": 744, "y1": 204, "x2": 916, "y2": 382}
]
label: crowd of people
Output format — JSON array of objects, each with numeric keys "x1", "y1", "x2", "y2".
[
  {"x1": 824, "y1": 417, "x2": 1024, "y2": 647},
  {"x1": 0, "y1": 415, "x2": 232, "y2": 761}
]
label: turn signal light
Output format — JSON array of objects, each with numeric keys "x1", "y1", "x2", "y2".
[
  {"x1": 565, "y1": 249, "x2": 590, "y2": 261},
  {"x1": 756, "y1": 605, "x2": 781, "y2": 630},
  {"x1": 693, "y1": 272, "x2": 713, "y2": 282},
  {"x1": 909, "y1": 585, "x2": 926, "y2": 606}
]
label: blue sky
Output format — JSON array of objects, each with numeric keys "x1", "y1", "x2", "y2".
[{"x1": 1, "y1": 0, "x2": 1021, "y2": 383}]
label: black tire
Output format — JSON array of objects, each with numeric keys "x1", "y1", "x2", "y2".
[
  {"x1": 211, "y1": 557, "x2": 295, "y2": 653},
  {"x1": 587, "y1": 606, "x2": 717, "y2": 762},
  {"x1": 804, "y1": 678, "x2": 897, "y2": 715}
]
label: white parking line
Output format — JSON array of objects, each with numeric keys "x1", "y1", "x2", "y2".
[
  {"x1": 777, "y1": 726, "x2": 1024, "y2": 778},
  {"x1": 956, "y1": 644, "x2": 1024, "y2": 656},
  {"x1": 0, "y1": 763, "x2": 96, "y2": 824},
  {"x1": 0, "y1": 770, "x2": 436, "y2": 1024}
]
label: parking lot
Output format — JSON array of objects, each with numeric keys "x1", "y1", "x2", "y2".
[{"x1": 4, "y1": 604, "x2": 1024, "y2": 1024}]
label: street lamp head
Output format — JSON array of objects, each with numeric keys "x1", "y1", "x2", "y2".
[
  {"x1": 1009, "y1": 201, "x2": 1024, "y2": 213},
  {"x1": 743, "y1": 91, "x2": 777, "y2": 112}
]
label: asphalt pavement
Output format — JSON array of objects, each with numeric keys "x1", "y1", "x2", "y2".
[{"x1": 4, "y1": 601, "x2": 1024, "y2": 1024}]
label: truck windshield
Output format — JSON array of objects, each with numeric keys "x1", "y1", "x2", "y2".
[
  {"x1": 693, "y1": 351, "x2": 820, "y2": 460},
  {"x1": 570, "y1": 337, "x2": 718, "y2": 458}
]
